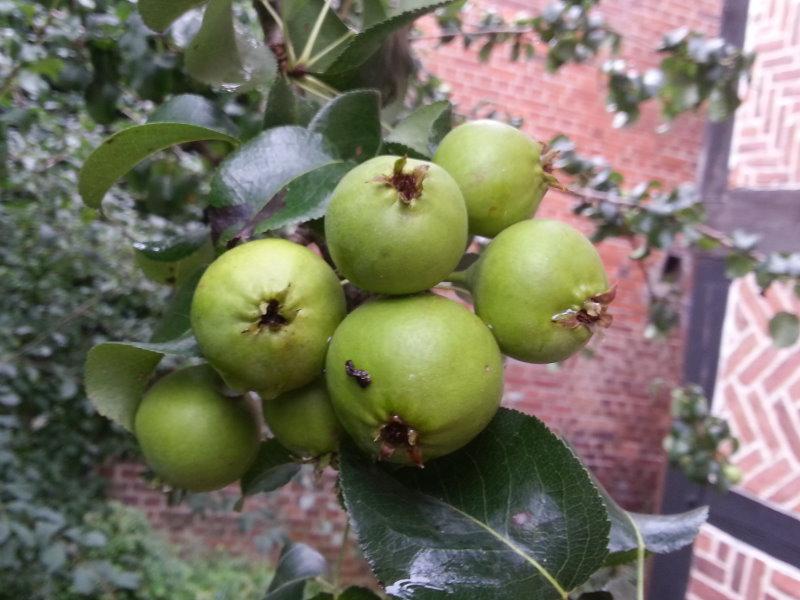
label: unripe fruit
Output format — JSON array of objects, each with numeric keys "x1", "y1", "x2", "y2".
[
  {"x1": 433, "y1": 119, "x2": 549, "y2": 237},
  {"x1": 134, "y1": 365, "x2": 260, "y2": 492},
  {"x1": 468, "y1": 219, "x2": 613, "y2": 363},
  {"x1": 262, "y1": 379, "x2": 343, "y2": 458},
  {"x1": 190, "y1": 238, "x2": 346, "y2": 397},
  {"x1": 325, "y1": 156, "x2": 468, "y2": 295},
  {"x1": 326, "y1": 294, "x2": 503, "y2": 466}
]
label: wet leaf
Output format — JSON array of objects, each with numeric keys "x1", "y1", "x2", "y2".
[{"x1": 339, "y1": 408, "x2": 610, "y2": 599}]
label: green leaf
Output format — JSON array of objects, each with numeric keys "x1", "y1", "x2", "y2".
[
  {"x1": 318, "y1": 0, "x2": 458, "y2": 83},
  {"x1": 84, "y1": 335, "x2": 198, "y2": 431},
  {"x1": 206, "y1": 126, "x2": 336, "y2": 241},
  {"x1": 79, "y1": 95, "x2": 239, "y2": 208},
  {"x1": 133, "y1": 232, "x2": 209, "y2": 262},
  {"x1": 605, "y1": 501, "x2": 708, "y2": 566},
  {"x1": 265, "y1": 541, "x2": 328, "y2": 600},
  {"x1": 149, "y1": 268, "x2": 205, "y2": 343},
  {"x1": 239, "y1": 439, "x2": 301, "y2": 501},
  {"x1": 385, "y1": 101, "x2": 452, "y2": 158},
  {"x1": 138, "y1": 0, "x2": 206, "y2": 32},
  {"x1": 724, "y1": 253, "x2": 756, "y2": 278},
  {"x1": 27, "y1": 57, "x2": 65, "y2": 79},
  {"x1": 769, "y1": 312, "x2": 800, "y2": 348},
  {"x1": 185, "y1": 0, "x2": 276, "y2": 88},
  {"x1": 264, "y1": 77, "x2": 318, "y2": 129},
  {"x1": 251, "y1": 161, "x2": 353, "y2": 235},
  {"x1": 309, "y1": 91, "x2": 382, "y2": 160},
  {"x1": 282, "y1": 0, "x2": 351, "y2": 71},
  {"x1": 339, "y1": 408, "x2": 610, "y2": 599},
  {"x1": 362, "y1": 0, "x2": 389, "y2": 28}
]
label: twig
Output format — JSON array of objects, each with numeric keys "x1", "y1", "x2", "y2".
[
  {"x1": 298, "y1": 0, "x2": 333, "y2": 64},
  {"x1": 410, "y1": 25, "x2": 536, "y2": 42},
  {"x1": 562, "y1": 185, "x2": 767, "y2": 261}
]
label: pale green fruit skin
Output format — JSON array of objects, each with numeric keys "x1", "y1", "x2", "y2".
[
  {"x1": 262, "y1": 379, "x2": 342, "y2": 458},
  {"x1": 134, "y1": 365, "x2": 260, "y2": 492},
  {"x1": 325, "y1": 156, "x2": 468, "y2": 295},
  {"x1": 433, "y1": 119, "x2": 546, "y2": 238},
  {"x1": 325, "y1": 294, "x2": 503, "y2": 464},
  {"x1": 190, "y1": 239, "x2": 346, "y2": 397},
  {"x1": 470, "y1": 219, "x2": 609, "y2": 363}
]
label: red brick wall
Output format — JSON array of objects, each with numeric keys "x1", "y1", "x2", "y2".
[
  {"x1": 108, "y1": 0, "x2": 725, "y2": 583},
  {"x1": 728, "y1": 0, "x2": 800, "y2": 189},
  {"x1": 687, "y1": 525, "x2": 800, "y2": 600},
  {"x1": 686, "y1": 0, "x2": 800, "y2": 597},
  {"x1": 416, "y1": 0, "x2": 721, "y2": 512}
]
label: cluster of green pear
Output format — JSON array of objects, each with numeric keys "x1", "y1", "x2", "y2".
[{"x1": 133, "y1": 120, "x2": 614, "y2": 491}]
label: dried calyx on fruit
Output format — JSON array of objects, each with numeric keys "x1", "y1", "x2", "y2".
[
  {"x1": 324, "y1": 155, "x2": 468, "y2": 295},
  {"x1": 552, "y1": 285, "x2": 616, "y2": 331},
  {"x1": 326, "y1": 294, "x2": 503, "y2": 467},
  {"x1": 373, "y1": 156, "x2": 430, "y2": 204},
  {"x1": 375, "y1": 415, "x2": 423, "y2": 467}
]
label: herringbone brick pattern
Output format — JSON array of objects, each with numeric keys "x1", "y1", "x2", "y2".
[
  {"x1": 712, "y1": 277, "x2": 800, "y2": 516},
  {"x1": 729, "y1": 0, "x2": 800, "y2": 189},
  {"x1": 687, "y1": 524, "x2": 800, "y2": 599}
]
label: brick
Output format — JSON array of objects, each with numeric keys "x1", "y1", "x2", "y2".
[
  {"x1": 772, "y1": 571, "x2": 800, "y2": 596},
  {"x1": 688, "y1": 576, "x2": 734, "y2": 600},
  {"x1": 747, "y1": 560, "x2": 767, "y2": 598},
  {"x1": 695, "y1": 556, "x2": 726, "y2": 582},
  {"x1": 743, "y1": 458, "x2": 791, "y2": 496},
  {"x1": 763, "y1": 352, "x2": 800, "y2": 394},
  {"x1": 739, "y1": 346, "x2": 779, "y2": 385},
  {"x1": 773, "y1": 401, "x2": 800, "y2": 461}
]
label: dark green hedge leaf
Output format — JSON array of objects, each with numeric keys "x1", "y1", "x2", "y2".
[
  {"x1": 318, "y1": 0, "x2": 458, "y2": 84},
  {"x1": 769, "y1": 312, "x2": 799, "y2": 348},
  {"x1": 138, "y1": 0, "x2": 206, "y2": 32},
  {"x1": 339, "y1": 408, "x2": 610, "y2": 599},
  {"x1": 265, "y1": 541, "x2": 328, "y2": 600},
  {"x1": 239, "y1": 439, "x2": 301, "y2": 503},
  {"x1": 84, "y1": 335, "x2": 198, "y2": 431},
  {"x1": 79, "y1": 95, "x2": 239, "y2": 208},
  {"x1": 185, "y1": 0, "x2": 276, "y2": 88},
  {"x1": 309, "y1": 91, "x2": 382, "y2": 161},
  {"x1": 251, "y1": 161, "x2": 353, "y2": 235},
  {"x1": 385, "y1": 101, "x2": 452, "y2": 158}
]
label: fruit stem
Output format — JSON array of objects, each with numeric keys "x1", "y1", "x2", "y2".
[{"x1": 444, "y1": 269, "x2": 471, "y2": 287}]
